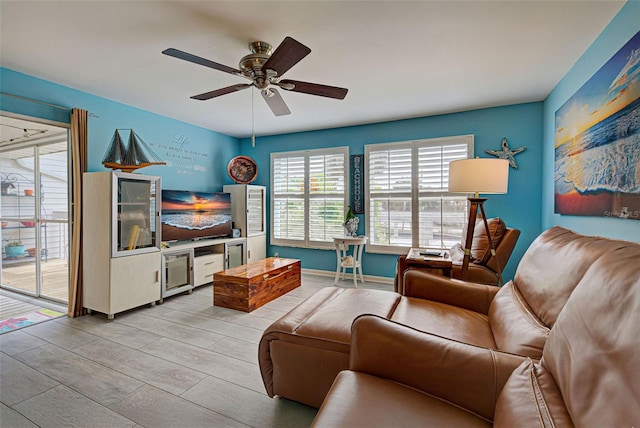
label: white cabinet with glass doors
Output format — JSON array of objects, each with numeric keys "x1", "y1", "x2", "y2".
[
  {"x1": 82, "y1": 171, "x2": 161, "y2": 319},
  {"x1": 223, "y1": 184, "x2": 266, "y2": 263}
]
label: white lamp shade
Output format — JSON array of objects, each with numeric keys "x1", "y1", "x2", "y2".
[{"x1": 448, "y1": 158, "x2": 509, "y2": 194}]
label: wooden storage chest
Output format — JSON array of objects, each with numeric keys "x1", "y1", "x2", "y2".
[{"x1": 213, "y1": 257, "x2": 301, "y2": 312}]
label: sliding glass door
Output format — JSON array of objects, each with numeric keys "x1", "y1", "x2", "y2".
[{"x1": 0, "y1": 116, "x2": 70, "y2": 303}]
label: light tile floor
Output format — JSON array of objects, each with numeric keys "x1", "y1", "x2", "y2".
[{"x1": 0, "y1": 273, "x2": 392, "y2": 428}]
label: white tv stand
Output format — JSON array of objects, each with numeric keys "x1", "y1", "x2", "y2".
[
  {"x1": 161, "y1": 237, "x2": 246, "y2": 299},
  {"x1": 163, "y1": 236, "x2": 246, "y2": 253}
]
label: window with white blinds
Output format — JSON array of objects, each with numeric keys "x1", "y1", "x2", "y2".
[
  {"x1": 365, "y1": 135, "x2": 473, "y2": 253},
  {"x1": 271, "y1": 147, "x2": 348, "y2": 248}
]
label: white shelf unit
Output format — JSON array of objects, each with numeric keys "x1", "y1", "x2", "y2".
[
  {"x1": 161, "y1": 249, "x2": 194, "y2": 300},
  {"x1": 162, "y1": 237, "x2": 246, "y2": 289},
  {"x1": 82, "y1": 171, "x2": 162, "y2": 319},
  {"x1": 1, "y1": 194, "x2": 40, "y2": 258},
  {"x1": 223, "y1": 184, "x2": 266, "y2": 263}
]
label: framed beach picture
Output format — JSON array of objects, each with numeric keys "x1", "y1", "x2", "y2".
[{"x1": 554, "y1": 30, "x2": 640, "y2": 220}]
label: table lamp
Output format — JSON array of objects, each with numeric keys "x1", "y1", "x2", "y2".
[{"x1": 448, "y1": 158, "x2": 509, "y2": 285}]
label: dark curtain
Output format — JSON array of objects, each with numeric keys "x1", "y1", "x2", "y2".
[{"x1": 68, "y1": 108, "x2": 88, "y2": 317}]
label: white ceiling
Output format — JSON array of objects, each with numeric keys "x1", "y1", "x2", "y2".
[
  {"x1": 0, "y1": 1, "x2": 625, "y2": 138},
  {"x1": 0, "y1": 116, "x2": 68, "y2": 158}
]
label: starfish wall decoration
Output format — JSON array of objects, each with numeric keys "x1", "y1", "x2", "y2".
[{"x1": 485, "y1": 138, "x2": 526, "y2": 169}]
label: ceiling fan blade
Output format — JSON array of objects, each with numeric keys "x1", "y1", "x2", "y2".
[
  {"x1": 162, "y1": 48, "x2": 245, "y2": 77},
  {"x1": 262, "y1": 37, "x2": 311, "y2": 77},
  {"x1": 279, "y1": 79, "x2": 348, "y2": 100},
  {"x1": 261, "y1": 88, "x2": 291, "y2": 117},
  {"x1": 191, "y1": 84, "x2": 252, "y2": 100}
]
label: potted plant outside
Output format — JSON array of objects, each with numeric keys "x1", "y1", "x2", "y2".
[{"x1": 5, "y1": 241, "x2": 25, "y2": 257}]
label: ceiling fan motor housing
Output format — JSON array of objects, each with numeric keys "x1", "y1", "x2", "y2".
[{"x1": 240, "y1": 41, "x2": 274, "y2": 87}]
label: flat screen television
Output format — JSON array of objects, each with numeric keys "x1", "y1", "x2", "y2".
[{"x1": 161, "y1": 190, "x2": 232, "y2": 242}]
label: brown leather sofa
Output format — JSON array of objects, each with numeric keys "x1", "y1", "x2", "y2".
[
  {"x1": 259, "y1": 226, "x2": 634, "y2": 408},
  {"x1": 312, "y1": 239, "x2": 640, "y2": 426}
]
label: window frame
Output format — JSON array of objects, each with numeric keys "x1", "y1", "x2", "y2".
[
  {"x1": 270, "y1": 146, "x2": 349, "y2": 250},
  {"x1": 365, "y1": 135, "x2": 474, "y2": 254}
]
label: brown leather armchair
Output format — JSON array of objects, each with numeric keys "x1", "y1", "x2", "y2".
[
  {"x1": 450, "y1": 226, "x2": 520, "y2": 285},
  {"x1": 395, "y1": 219, "x2": 520, "y2": 291},
  {"x1": 313, "y1": 240, "x2": 640, "y2": 426}
]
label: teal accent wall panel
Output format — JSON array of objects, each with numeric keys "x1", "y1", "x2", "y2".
[{"x1": 542, "y1": 1, "x2": 640, "y2": 241}]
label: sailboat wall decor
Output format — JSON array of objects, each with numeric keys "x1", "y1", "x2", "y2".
[{"x1": 102, "y1": 129, "x2": 166, "y2": 173}]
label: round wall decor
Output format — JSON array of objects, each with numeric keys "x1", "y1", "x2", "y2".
[{"x1": 227, "y1": 155, "x2": 258, "y2": 184}]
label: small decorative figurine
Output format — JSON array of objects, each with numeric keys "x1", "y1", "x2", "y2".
[{"x1": 485, "y1": 138, "x2": 526, "y2": 169}]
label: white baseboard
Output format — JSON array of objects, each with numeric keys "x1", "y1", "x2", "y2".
[{"x1": 301, "y1": 268, "x2": 394, "y2": 285}]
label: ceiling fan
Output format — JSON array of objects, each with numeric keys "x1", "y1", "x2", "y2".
[{"x1": 162, "y1": 37, "x2": 348, "y2": 117}]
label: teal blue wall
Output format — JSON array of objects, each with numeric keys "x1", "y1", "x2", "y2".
[
  {"x1": 542, "y1": 1, "x2": 640, "y2": 241},
  {"x1": 0, "y1": 68, "x2": 240, "y2": 192},
  {"x1": 240, "y1": 102, "x2": 544, "y2": 279}
]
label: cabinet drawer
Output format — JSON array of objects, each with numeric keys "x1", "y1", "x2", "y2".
[{"x1": 194, "y1": 253, "x2": 224, "y2": 286}]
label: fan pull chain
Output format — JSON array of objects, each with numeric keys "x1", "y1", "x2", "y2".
[{"x1": 251, "y1": 88, "x2": 256, "y2": 148}]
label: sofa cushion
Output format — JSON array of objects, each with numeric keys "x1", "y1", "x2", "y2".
[
  {"x1": 390, "y1": 297, "x2": 496, "y2": 350},
  {"x1": 259, "y1": 287, "x2": 401, "y2": 407},
  {"x1": 312, "y1": 371, "x2": 491, "y2": 428},
  {"x1": 493, "y1": 359, "x2": 572, "y2": 427},
  {"x1": 541, "y1": 247, "x2": 640, "y2": 426},
  {"x1": 294, "y1": 288, "x2": 401, "y2": 344},
  {"x1": 513, "y1": 226, "x2": 632, "y2": 328},
  {"x1": 457, "y1": 217, "x2": 506, "y2": 265},
  {"x1": 488, "y1": 281, "x2": 549, "y2": 359}
]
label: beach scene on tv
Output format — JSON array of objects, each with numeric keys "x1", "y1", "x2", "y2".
[{"x1": 161, "y1": 190, "x2": 232, "y2": 241}]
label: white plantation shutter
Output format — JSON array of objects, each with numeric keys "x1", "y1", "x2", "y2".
[
  {"x1": 368, "y1": 147, "x2": 412, "y2": 247},
  {"x1": 272, "y1": 155, "x2": 305, "y2": 241},
  {"x1": 271, "y1": 147, "x2": 348, "y2": 248},
  {"x1": 366, "y1": 136, "x2": 473, "y2": 253},
  {"x1": 309, "y1": 152, "x2": 346, "y2": 243},
  {"x1": 418, "y1": 142, "x2": 470, "y2": 248}
]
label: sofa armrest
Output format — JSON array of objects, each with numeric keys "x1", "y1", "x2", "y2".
[
  {"x1": 403, "y1": 269, "x2": 499, "y2": 314},
  {"x1": 349, "y1": 314, "x2": 527, "y2": 421}
]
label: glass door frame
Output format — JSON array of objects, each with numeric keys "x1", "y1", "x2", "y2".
[{"x1": 0, "y1": 112, "x2": 71, "y2": 304}]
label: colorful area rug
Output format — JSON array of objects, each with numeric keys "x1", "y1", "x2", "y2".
[{"x1": 0, "y1": 308, "x2": 65, "y2": 334}]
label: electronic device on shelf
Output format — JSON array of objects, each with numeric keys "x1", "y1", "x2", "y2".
[
  {"x1": 161, "y1": 190, "x2": 232, "y2": 242},
  {"x1": 419, "y1": 250, "x2": 448, "y2": 258}
]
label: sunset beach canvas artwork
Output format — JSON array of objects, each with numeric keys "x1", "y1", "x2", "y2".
[{"x1": 555, "y1": 31, "x2": 640, "y2": 220}]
